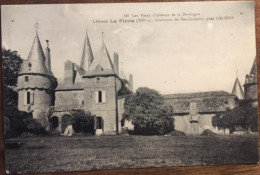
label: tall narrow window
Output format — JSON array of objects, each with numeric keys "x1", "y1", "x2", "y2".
[
  {"x1": 95, "y1": 91, "x2": 106, "y2": 103},
  {"x1": 27, "y1": 92, "x2": 30, "y2": 104},
  {"x1": 98, "y1": 91, "x2": 102, "y2": 103},
  {"x1": 25, "y1": 76, "x2": 29, "y2": 82}
]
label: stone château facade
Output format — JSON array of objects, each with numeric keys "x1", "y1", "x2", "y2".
[{"x1": 16, "y1": 25, "x2": 257, "y2": 136}]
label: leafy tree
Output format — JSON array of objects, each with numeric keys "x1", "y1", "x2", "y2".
[
  {"x1": 2, "y1": 48, "x2": 23, "y2": 108},
  {"x1": 123, "y1": 87, "x2": 174, "y2": 135},
  {"x1": 71, "y1": 110, "x2": 95, "y2": 134},
  {"x1": 212, "y1": 103, "x2": 258, "y2": 133}
]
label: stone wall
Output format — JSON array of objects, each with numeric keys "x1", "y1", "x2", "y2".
[
  {"x1": 174, "y1": 114, "x2": 229, "y2": 135},
  {"x1": 55, "y1": 90, "x2": 84, "y2": 106},
  {"x1": 84, "y1": 76, "x2": 120, "y2": 135}
]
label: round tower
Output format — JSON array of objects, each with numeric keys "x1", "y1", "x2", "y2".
[
  {"x1": 17, "y1": 24, "x2": 57, "y2": 130},
  {"x1": 244, "y1": 58, "x2": 257, "y2": 101}
]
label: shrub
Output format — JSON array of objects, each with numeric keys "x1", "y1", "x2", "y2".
[
  {"x1": 23, "y1": 118, "x2": 47, "y2": 135},
  {"x1": 71, "y1": 110, "x2": 95, "y2": 134}
]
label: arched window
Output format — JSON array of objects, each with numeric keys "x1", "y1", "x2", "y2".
[{"x1": 25, "y1": 76, "x2": 29, "y2": 82}]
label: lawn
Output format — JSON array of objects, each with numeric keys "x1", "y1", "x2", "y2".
[{"x1": 4, "y1": 135, "x2": 259, "y2": 174}]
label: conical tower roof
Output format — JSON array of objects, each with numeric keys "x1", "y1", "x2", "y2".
[
  {"x1": 80, "y1": 29, "x2": 94, "y2": 71},
  {"x1": 19, "y1": 29, "x2": 53, "y2": 77},
  {"x1": 232, "y1": 78, "x2": 244, "y2": 100},
  {"x1": 250, "y1": 57, "x2": 257, "y2": 82}
]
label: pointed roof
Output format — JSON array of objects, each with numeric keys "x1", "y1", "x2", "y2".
[
  {"x1": 88, "y1": 38, "x2": 115, "y2": 74},
  {"x1": 250, "y1": 57, "x2": 257, "y2": 82},
  {"x1": 232, "y1": 78, "x2": 244, "y2": 100},
  {"x1": 80, "y1": 29, "x2": 94, "y2": 71},
  {"x1": 19, "y1": 30, "x2": 53, "y2": 77}
]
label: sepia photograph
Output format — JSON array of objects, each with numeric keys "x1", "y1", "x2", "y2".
[{"x1": 1, "y1": 1, "x2": 259, "y2": 174}]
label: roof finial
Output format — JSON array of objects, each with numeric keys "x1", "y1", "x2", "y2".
[
  {"x1": 35, "y1": 20, "x2": 39, "y2": 35},
  {"x1": 102, "y1": 31, "x2": 104, "y2": 43}
]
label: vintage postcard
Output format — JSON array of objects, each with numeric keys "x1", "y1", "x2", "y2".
[{"x1": 1, "y1": 1, "x2": 258, "y2": 174}]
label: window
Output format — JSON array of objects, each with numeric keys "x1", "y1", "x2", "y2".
[
  {"x1": 98, "y1": 91, "x2": 102, "y2": 103},
  {"x1": 25, "y1": 92, "x2": 34, "y2": 105},
  {"x1": 96, "y1": 78, "x2": 101, "y2": 84},
  {"x1": 82, "y1": 100, "x2": 84, "y2": 105},
  {"x1": 96, "y1": 117, "x2": 102, "y2": 129},
  {"x1": 95, "y1": 91, "x2": 106, "y2": 103},
  {"x1": 25, "y1": 76, "x2": 29, "y2": 82},
  {"x1": 27, "y1": 92, "x2": 30, "y2": 104}
]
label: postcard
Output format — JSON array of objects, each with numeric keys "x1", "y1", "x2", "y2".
[{"x1": 1, "y1": 1, "x2": 258, "y2": 174}]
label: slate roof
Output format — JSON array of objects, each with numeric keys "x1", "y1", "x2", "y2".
[
  {"x1": 163, "y1": 91, "x2": 235, "y2": 114},
  {"x1": 19, "y1": 32, "x2": 54, "y2": 77},
  {"x1": 231, "y1": 78, "x2": 244, "y2": 100},
  {"x1": 80, "y1": 29, "x2": 94, "y2": 71}
]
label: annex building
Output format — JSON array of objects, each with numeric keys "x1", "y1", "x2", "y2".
[{"x1": 16, "y1": 25, "x2": 257, "y2": 135}]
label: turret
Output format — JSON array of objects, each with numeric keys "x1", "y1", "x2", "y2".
[
  {"x1": 80, "y1": 28, "x2": 94, "y2": 71},
  {"x1": 232, "y1": 78, "x2": 244, "y2": 100},
  {"x1": 244, "y1": 57, "x2": 257, "y2": 100},
  {"x1": 17, "y1": 23, "x2": 57, "y2": 129}
]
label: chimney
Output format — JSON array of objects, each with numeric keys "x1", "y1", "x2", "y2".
[
  {"x1": 113, "y1": 52, "x2": 119, "y2": 74},
  {"x1": 64, "y1": 60, "x2": 74, "y2": 85},
  {"x1": 129, "y1": 74, "x2": 133, "y2": 92},
  {"x1": 45, "y1": 40, "x2": 51, "y2": 71}
]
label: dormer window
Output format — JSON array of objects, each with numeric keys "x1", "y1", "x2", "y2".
[
  {"x1": 25, "y1": 76, "x2": 29, "y2": 82},
  {"x1": 95, "y1": 64, "x2": 104, "y2": 71},
  {"x1": 96, "y1": 78, "x2": 101, "y2": 84}
]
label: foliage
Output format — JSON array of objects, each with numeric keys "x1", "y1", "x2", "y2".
[
  {"x1": 2, "y1": 48, "x2": 23, "y2": 108},
  {"x1": 123, "y1": 87, "x2": 174, "y2": 135},
  {"x1": 23, "y1": 117, "x2": 47, "y2": 135},
  {"x1": 4, "y1": 107, "x2": 48, "y2": 136},
  {"x1": 71, "y1": 110, "x2": 95, "y2": 134},
  {"x1": 212, "y1": 103, "x2": 258, "y2": 132}
]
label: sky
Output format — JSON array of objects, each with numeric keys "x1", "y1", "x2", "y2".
[{"x1": 1, "y1": 1, "x2": 256, "y2": 94}]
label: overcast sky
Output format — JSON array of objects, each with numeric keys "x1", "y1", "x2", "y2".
[{"x1": 1, "y1": 1, "x2": 256, "y2": 94}]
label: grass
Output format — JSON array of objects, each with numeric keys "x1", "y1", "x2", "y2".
[{"x1": 4, "y1": 135, "x2": 259, "y2": 174}]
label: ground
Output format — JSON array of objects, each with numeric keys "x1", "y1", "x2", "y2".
[{"x1": 4, "y1": 135, "x2": 259, "y2": 174}]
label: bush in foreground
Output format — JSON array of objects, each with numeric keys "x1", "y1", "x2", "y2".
[
  {"x1": 71, "y1": 110, "x2": 95, "y2": 134},
  {"x1": 123, "y1": 87, "x2": 174, "y2": 135}
]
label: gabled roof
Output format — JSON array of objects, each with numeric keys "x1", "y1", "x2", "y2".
[
  {"x1": 232, "y1": 78, "x2": 244, "y2": 100},
  {"x1": 80, "y1": 29, "x2": 94, "y2": 71},
  {"x1": 87, "y1": 40, "x2": 115, "y2": 74},
  {"x1": 19, "y1": 32, "x2": 54, "y2": 77}
]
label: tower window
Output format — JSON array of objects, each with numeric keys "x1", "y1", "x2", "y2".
[
  {"x1": 25, "y1": 92, "x2": 34, "y2": 105},
  {"x1": 27, "y1": 92, "x2": 30, "y2": 104},
  {"x1": 95, "y1": 91, "x2": 106, "y2": 103},
  {"x1": 98, "y1": 91, "x2": 102, "y2": 103},
  {"x1": 96, "y1": 78, "x2": 101, "y2": 84},
  {"x1": 25, "y1": 76, "x2": 29, "y2": 82}
]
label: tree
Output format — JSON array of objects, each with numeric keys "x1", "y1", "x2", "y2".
[
  {"x1": 2, "y1": 48, "x2": 23, "y2": 108},
  {"x1": 123, "y1": 87, "x2": 174, "y2": 135},
  {"x1": 71, "y1": 110, "x2": 95, "y2": 134},
  {"x1": 212, "y1": 102, "x2": 258, "y2": 133}
]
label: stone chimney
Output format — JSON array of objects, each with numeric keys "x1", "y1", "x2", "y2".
[
  {"x1": 113, "y1": 52, "x2": 119, "y2": 74},
  {"x1": 129, "y1": 74, "x2": 133, "y2": 92},
  {"x1": 45, "y1": 40, "x2": 51, "y2": 72}
]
